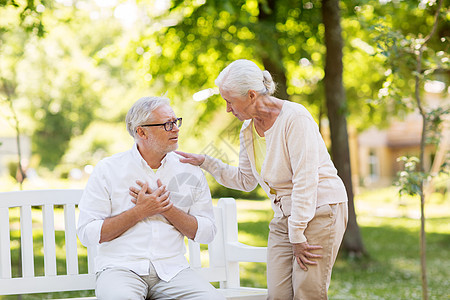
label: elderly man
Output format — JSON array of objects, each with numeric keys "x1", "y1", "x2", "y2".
[{"x1": 77, "y1": 96, "x2": 224, "y2": 300}]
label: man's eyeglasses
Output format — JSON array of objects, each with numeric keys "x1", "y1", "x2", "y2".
[{"x1": 139, "y1": 118, "x2": 182, "y2": 132}]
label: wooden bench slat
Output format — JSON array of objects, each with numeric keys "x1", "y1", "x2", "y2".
[
  {"x1": 226, "y1": 242, "x2": 267, "y2": 262},
  {"x1": 87, "y1": 246, "x2": 97, "y2": 275},
  {"x1": 0, "y1": 190, "x2": 82, "y2": 208},
  {"x1": 0, "y1": 207, "x2": 11, "y2": 279},
  {"x1": 218, "y1": 287, "x2": 268, "y2": 300},
  {"x1": 64, "y1": 203, "x2": 79, "y2": 275},
  {"x1": 193, "y1": 266, "x2": 227, "y2": 283},
  {"x1": 188, "y1": 239, "x2": 202, "y2": 268},
  {"x1": 218, "y1": 198, "x2": 240, "y2": 289},
  {"x1": 0, "y1": 274, "x2": 96, "y2": 295},
  {"x1": 20, "y1": 205, "x2": 34, "y2": 277},
  {"x1": 43, "y1": 204, "x2": 57, "y2": 276},
  {"x1": 208, "y1": 208, "x2": 226, "y2": 267}
]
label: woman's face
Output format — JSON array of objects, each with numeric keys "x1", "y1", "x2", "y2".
[{"x1": 219, "y1": 88, "x2": 252, "y2": 121}]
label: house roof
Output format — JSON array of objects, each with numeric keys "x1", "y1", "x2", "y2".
[{"x1": 386, "y1": 116, "x2": 423, "y2": 147}]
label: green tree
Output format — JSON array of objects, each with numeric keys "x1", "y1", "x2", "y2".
[
  {"x1": 134, "y1": 0, "x2": 367, "y2": 254},
  {"x1": 0, "y1": 2, "x2": 49, "y2": 295},
  {"x1": 0, "y1": 0, "x2": 49, "y2": 186},
  {"x1": 1, "y1": 1, "x2": 132, "y2": 170},
  {"x1": 17, "y1": 27, "x2": 105, "y2": 168},
  {"x1": 370, "y1": 0, "x2": 449, "y2": 298}
]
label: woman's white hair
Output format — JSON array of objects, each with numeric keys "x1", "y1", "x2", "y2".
[
  {"x1": 126, "y1": 96, "x2": 170, "y2": 139},
  {"x1": 215, "y1": 59, "x2": 276, "y2": 97}
]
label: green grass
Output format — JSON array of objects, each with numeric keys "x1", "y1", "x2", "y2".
[
  {"x1": 1, "y1": 186, "x2": 449, "y2": 299},
  {"x1": 328, "y1": 217, "x2": 450, "y2": 299}
]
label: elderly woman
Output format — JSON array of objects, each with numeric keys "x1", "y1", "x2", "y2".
[{"x1": 177, "y1": 59, "x2": 348, "y2": 300}]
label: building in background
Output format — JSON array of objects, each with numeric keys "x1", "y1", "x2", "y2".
[{"x1": 356, "y1": 90, "x2": 449, "y2": 188}]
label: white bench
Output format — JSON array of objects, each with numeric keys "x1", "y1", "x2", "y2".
[{"x1": 0, "y1": 189, "x2": 268, "y2": 299}]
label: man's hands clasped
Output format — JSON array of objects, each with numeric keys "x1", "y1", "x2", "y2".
[{"x1": 129, "y1": 179, "x2": 172, "y2": 221}]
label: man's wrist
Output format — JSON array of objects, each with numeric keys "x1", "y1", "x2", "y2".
[
  {"x1": 131, "y1": 206, "x2": 145, "y2": 221},
  {"x1": 161, "y1": 204, "x2": 175, "y2": 217}
]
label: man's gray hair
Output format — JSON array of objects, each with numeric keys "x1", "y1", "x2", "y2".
[
  {"x1": 215, "y1": 59, "x2": 276, "y2": 97},
  {"x1": 126, "y1": 96, "x2": 170, "y2": 139}
]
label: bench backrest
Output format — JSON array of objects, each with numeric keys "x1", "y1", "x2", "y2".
[{"x1": 0, "y1": 189, "x2": 259, "y2": 296}]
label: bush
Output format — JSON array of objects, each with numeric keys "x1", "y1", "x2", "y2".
[
  {"x1": 433, "y1": 173, "x2": 449, "y2": 195},
  {"x1": 7, "y1": 161, "x2": 18, "y2": 180},
  {"x1": 209, "y1": 180, "x2": 266, "y2": 200}
]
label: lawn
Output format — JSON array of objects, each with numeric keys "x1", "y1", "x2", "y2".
[{"x1": 1, "y1": 184, "x2": 449, "y2": 299}]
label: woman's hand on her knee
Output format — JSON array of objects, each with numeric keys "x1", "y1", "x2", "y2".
[{"x1": 292, "y1": 242, "x2": 323, "y2": 271}]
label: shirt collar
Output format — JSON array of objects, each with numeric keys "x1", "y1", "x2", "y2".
[{"x1": 131, "y1": 143, "x2": 173, "y2": 170}]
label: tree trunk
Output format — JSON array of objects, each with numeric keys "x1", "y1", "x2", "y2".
[
  {"x1": 416, "y1": 51, "x2": 429, "y2": 300},
  {"x1": 413, "y1": 1, "x2": 442, "y2": 296},
  {"x1": 321, "y1": 0, "x2": 365, "y2": 255},
  {"x1": 262, "y1": 56, "x2": 289, "y2": 100}
]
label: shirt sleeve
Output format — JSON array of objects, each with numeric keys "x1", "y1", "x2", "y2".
[
  {"x1": 77, "y1": 161, "x2": 110, "y2": 246},
  {"x1": 201, "y1": 125, "x2": 258, "y2": 192},
  {"x1": 189, "y1": 170, "x2": 217, "y2": 244},
  {"x1": 286, "y1": 115, "x2": 320, "y2": 244}
]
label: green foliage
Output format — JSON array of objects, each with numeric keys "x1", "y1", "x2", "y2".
[
  {"x1": 0, "y1": 2, "x2": 141, "y2": 169},
  {"x1": 0, "y1": 0, "x2": 47, "y2": 37},
  {"x1": 210, "y1": 182, "x2": 266, "y2": 200},
  {"x1": 133, "y1": 0, "x2": 326, "y2": 127},
  {"x1": 7, "y1": 160, "x2": 18, "y2": 179},
  {"x1": 369, "y1": 0, "x2": 449, "y2": 190},
  {"x1": 425, "y1": 106, "x2": 450, "y2": 144},
  {"x1": 433, "y1": 172, "x2": 449, "y2": 195},
  {"x1": 396, "y1": 156, "x2": 425, "y2": 197},
  {"x1": 20, "y1": 41, "x2": 103, "y2": 168},
  {"x1": 1, "y1": 0, "x2": 448, "y2": 174},
  {"x1": 353, "y1": 0, "x2": 450, "y2": 129},
  {"x1": 61, "y1": 121, "x2": 131, "y2": 167}
]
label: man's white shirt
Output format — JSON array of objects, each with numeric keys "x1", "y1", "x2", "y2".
[{"x1": 77, "y1": 144, "x2": 216, "y2": 281}]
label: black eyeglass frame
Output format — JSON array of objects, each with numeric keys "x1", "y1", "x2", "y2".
[{"x1": 139, "y1": 117, "x2": 182, "y2": 132}]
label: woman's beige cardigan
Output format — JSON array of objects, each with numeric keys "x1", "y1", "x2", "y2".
[{"x1": 201, "y1": 101, "x2": 347, "y2": 244}]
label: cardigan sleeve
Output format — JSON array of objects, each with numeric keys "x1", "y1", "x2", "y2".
[
  {"x1": 286, "y1": 115, "x2": 320, "y2": 244},
  {"x1": 201, "y1": 125, "x2": 258, "y2": 192}
]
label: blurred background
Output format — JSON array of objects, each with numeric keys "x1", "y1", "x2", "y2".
[
  {"x1": 0, "y1": 0, "x2": 449, "y2": 299},
  {"x1": 0, "y1": 0, "x2": 448, "y2": 193}
]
